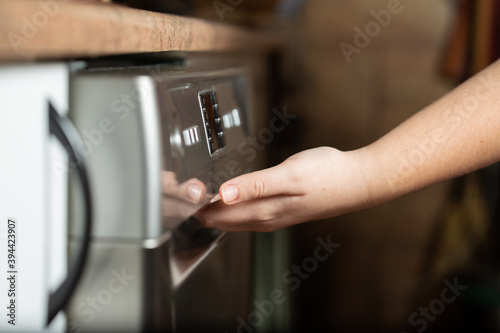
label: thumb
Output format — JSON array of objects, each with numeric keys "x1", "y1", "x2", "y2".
[{"x1": 219, "y1": 165, "x2": 292, "y2": 205}]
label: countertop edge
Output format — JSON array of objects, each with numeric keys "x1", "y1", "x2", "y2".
[{"x1": 0, "y1": 0, "x2": 284, "y2": 61}]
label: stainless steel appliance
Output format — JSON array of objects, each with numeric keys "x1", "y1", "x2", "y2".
[{"x1": 66, "y1": 64, "x2": 261, "y2": 332}]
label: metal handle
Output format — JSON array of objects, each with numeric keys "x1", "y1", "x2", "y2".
[{"x1": 47, "y1": 102, "x2": 92, "y2": 325}]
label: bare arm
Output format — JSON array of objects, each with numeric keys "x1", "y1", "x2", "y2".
[
  {"x1": 196, "y1": 59, "x2": 500, "y2": 232},
  {"x1": 364, "y1": 59, "x2": 500, "y2": 205}
]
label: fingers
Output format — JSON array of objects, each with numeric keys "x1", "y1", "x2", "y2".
[
  {"x1": 219, "y1": 164, "x2": 297, "y2": 205},
  {"x1": 195, "y1": 148, "x2": 346, "y2": 231},
  {"x1": 196, "y1": 195, "x2": 305, "y2": 232}
]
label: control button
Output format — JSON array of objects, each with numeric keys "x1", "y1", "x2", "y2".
[
  {"x1": 217, "y1": 132, "x2": 225, "y2": 147},
  {"x1": 183, "y1": 126, "x2": 201, "y2": 146}
]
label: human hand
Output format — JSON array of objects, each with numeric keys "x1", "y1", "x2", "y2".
[{"x1": 195, "y1": 147, "x2": 372, "y2": 232}]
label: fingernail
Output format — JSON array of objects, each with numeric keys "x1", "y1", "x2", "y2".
[
  {"x1": 210, "y1": 193, "x2": 221, "y2": 204},
  {"x1": 221, "y1": 185, "x2": 238, "y2": 204},
  {"x1": 187, "y1": 184, "x2": 203, "y2": 203}
]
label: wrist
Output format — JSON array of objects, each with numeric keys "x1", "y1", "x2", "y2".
[
  {"x1": 355, "y1": 141, "x2": 413, "y2": 208},
  {"x1": 345, "y1": 147, "x2": 376, "y2": 209}
]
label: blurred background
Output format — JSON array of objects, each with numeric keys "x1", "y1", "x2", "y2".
[
  {"x1": 103, "y1": 0, "x2": 500, "y2": 331},
  {"x1": 276, "y1": 1, "x2": 500, "y2": 332}
]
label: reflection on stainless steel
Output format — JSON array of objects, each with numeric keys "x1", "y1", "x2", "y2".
[
  {"x1": 67, "y1": 64, "x2": 260, "y2": 332},
  {"x1": 161, "y1": 171, "x2": 209, "y2": 229},
  {"x1": 172, "y1": 231, "x2": 253, "y2": 333},
  {"x1": 169, "y1": 231, "x2": 227, "y2": 288}
]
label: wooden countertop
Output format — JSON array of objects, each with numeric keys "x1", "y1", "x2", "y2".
[{"x1": 0, "y1": 0, "x2": 282, "y2": 61}]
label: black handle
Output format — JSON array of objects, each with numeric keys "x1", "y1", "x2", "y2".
[{"x1": 47, "y1": 102, "x2": 92, "y2": 325}]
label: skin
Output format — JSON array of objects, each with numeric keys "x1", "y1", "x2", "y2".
[{"x1": 194, "y1": 58, "x2": 500, "y2": 232}]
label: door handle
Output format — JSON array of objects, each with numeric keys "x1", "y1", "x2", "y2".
[{"x1": 47, "y1": 102, "x2": 92, "y2": 325}]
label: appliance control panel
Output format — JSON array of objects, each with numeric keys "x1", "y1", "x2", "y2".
[
  {"x1": 198, "y1": 90, "x2": 225, "y2": 155},
  {"x1": 165, "y1": 70, "x2": 250, "y2": 181}
]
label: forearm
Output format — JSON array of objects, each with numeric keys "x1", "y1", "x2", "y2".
[
  {"x1": 197, "y1": 59, "x2": 500, "y2": 232},
  {"x1": 360, "y1": 59, "x2": 500, "y2": 206}
]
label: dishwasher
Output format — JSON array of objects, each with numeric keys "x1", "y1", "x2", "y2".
[{"x1": 65, "y1": 62, "x2": 263, "y2": 332}]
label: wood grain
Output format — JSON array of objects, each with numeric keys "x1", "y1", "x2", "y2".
[{"x1": 0, "y1": 0, "x2": 282, "y2": 61}]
